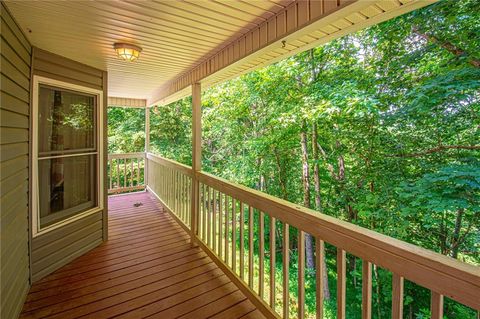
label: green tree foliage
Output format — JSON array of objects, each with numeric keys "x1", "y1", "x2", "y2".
[
  {"x1": 107, "y1": 107, "x2": 145, "y2": 153},
  {"x1": 149, "y1": 98, "x2": 192, "y2": 166},
  {"x1": 114, "y1": 1, "x2": 479, "y2": 317}
]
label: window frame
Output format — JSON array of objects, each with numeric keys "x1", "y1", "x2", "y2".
[{"x1": 31, "y1": 76, "x2": 104, "y2": 237}]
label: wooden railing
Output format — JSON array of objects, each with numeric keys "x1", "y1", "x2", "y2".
[
  {"x1": 146, "y1": 153, "x2": 480, "y2": 319},
  {"x1": 146, "y1": 153, "x2": 192, "y2": 228},
  {"x1": 108, "y1": 152, "x2": 145, "y2": 194}
]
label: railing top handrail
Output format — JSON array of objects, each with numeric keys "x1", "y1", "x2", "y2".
[
  {"x1": 108, "y1": 152, "x2": 146, "y2": 159},
  {"x1": 146, "y1": 152, "x2": 193, "y2": 176},
  {"x1": 196, "y1": 171, "x2": 480, "y2": 309}
]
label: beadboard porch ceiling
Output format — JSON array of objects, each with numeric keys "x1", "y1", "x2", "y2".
[
  {"x1": 5, "y1": 0, "x2": 436, "y2": 103},
  {"x1": 4, "y1": 0, "x2": 292, "y2": 99}
]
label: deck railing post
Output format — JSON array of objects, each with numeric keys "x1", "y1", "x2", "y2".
[
  {"x1": 191, "y1": 82, "x2": 202, "y2": 244},
  {"x1": 144, "y1": 105, "x2": 150, "y2": 186}
]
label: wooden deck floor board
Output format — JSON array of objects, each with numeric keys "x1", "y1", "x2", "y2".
[{"x1": 21, "y1": 191, "x2": 266, "y2": 319}]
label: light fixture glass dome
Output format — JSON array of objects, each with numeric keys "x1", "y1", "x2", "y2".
[{"x1": 113, "y1": 43, "x2": 142, "y2": 62}]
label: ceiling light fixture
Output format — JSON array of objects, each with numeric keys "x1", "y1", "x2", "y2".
[{"x1": 113, "y1": 43, "x2": 142, "y2": 62}]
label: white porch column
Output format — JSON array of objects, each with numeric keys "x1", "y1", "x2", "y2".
[
  {"x1": 191, "y1": 82, "x2": 201, "y2": 243},
  {"x1": 144, "y1": 106, "x2": 150, "y2": 186}
]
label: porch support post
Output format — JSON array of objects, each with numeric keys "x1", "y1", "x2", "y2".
[
  {"x1": 191, "y1": 82, "x2": 201, "y2": 244},
  {"x1": 144, "y1": 106, "x2": 150, "y2": 186}
]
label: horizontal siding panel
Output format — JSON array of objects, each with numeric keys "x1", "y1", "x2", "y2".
[
  {"x1": 0, "y1": 253, "x2": 29, "y2": 301},
  {"x1": 0, "y1": 109, "x2": 28, "y2": 128},
  {"x1": 0, "y1": 37, "x2": 31, "y2": 78},
  {"x1": 1, "y1": 55, "x2": 30, "y2": 90},
  {"x1": 0, "y1": 18, "x2": 31, "y2": 64},
  {"x1": 0, "y1": 155, "x2": 28, "y2": 181},
  {"x1": 0, "y1": 4, "x2": 30, "y2": 319},
  {"x1": 34, "y1": 58, "x2": 103, "y2": 87},
  {"x1": 0, "y1": 4, "x2": 31, "y2": 53},
  {"x1": 1, "y1": 190, "x2": 28, "y2": 231},
  {"x1": 33, "y1": 48, "x2": 103, "y2": 78},
  {"x1": 0, "y1": 167, "x2": 27, "y2": 197},
  {"x1": 0, "y1": 91, "x2": 29, "y2": 115},
  {"x1": 1, "y1": 214, "x2": 28, "y2": 263},
  {"x1": 0, "y1": 127, "x2": 28, "y2": 144},
  {"x1": 1, "y1": 258, "x2": 29, "y2": 318},
  {"x1": 33, "y1": 69, "x2": 102, "y2": 91},
  {"x1": 1, "y1": 74, "x2": 29, "y2": 103},
  {"x1": 0, "y1": 142, "x2": 28, "y2": 164},
  {"x1": 32, "y1": 233, "x2": 103, "y2": 282},
  {"x1": 32, "y1": 229, "x2": 103, "y2": 272},
  {"x1": 32, "y1": 219, "x2": 102, "y2": 261},
  {"x1": 2, "y1": 269, "x2": 29, "y2": 319},
  {"x1": 31, "y1": 211, "x2": 102, "y2": 249}
]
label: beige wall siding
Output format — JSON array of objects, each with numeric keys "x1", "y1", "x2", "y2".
[
  {"x1": 30, "y1": 47, "x2": 108, "y2": 282},
  {"x1": 30, "y1": 213, "x2": 103, "y2": 282},
  {"x1": 0, "y1": 3, "x2": 32, "y2": 318}
]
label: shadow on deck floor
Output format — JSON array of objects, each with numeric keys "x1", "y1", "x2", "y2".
[{"x1": 20, "y1": 192, "x2": 264, "y2": 319}]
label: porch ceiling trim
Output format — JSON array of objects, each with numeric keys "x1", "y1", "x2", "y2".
[
  {"x1": 149, "y1": 0, "x2": 437, "y2": 107},
  {"x1": 108, "y1": 97, "x2": 146, "y2": 108}
]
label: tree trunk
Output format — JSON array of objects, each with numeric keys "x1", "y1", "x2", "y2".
[
  {"x1": 440, "y1": 212, "x2": 447, "y2": 255},
  {"x1": 273, "y1": 147, "x2": 288, "y2": 200},
  {"x1": 312, "y1": 122, "x2": 322, "y2": 212},
  {"x1": 300, "y1": 119, "x2": 315, "y2": 270},
  {"x1": 451, "y1": 208, "x2": 464, "y2": 259},
  {"x1": 311, "y1": 122, "x2": 331, "y2": 299}
]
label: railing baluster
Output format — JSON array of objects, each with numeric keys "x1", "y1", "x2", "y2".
[
  {"x1": 248, "y1": 205, "x2": 254, "y2": 288},
  {"x1": 239, "y1": 201, "x2": 245, "y2": 280},
  {"x1": 169, "y1": 168, "x2": 172, "y2": 208},
  {"x1": 177, "y1": 171, "x2": 180, "y2": 215},
  {"x1": 219, "y1": 192, "x2": 223, "y2": 259},
  {"x1": 392, "y1": 273, "x2": 404, "y2": 319},
  {"x1": 174, "y1": 171, "x2": 178, "y2": 214},
  {"x1": 362, "y1": 260, "x2": 372, "y2": 319},
  {"x1": 130, "y1": 158, "x2": 134, "y2": 186},
  {"x1": 316, "y1": 237, "x2": 324, "y2": 319},
  {"x1": 180, "y1": 173, "x2": 184, "y2": 221},
  {"x1": 208, "y1": 186, "x2": 212, "y2": 246},
  {"x1": 283, "y1": 222, "x2": 289, "y2": 319},
  {"x1": 109, "y1": 159, "x2": 113, "y2": 190},
  {"x1": 430, "y1": 291, "x2": 444, "y2": 319},
  {"x1": 137, "y1": 158, "x2": 140, "y2": 187},
  {"x1": 162, "y1": 166, "x2": 165, "y2": 201},
  {"x1": 177, "y1": 173, "x2": 180, "y2": 217},
  {"x1": 298, "y1": 230, "x2": 305, "y2": 319},
  {"x1": 337, "y1": 248, "x2": 346, "y2": 319},
  {"x1": 185, "y1": 176, "x2": 192, "y2": 229},
  {"x1": 116, "y1": 159, "x2": 119, "y2": 189},
  {"x1": 259, "y1": 211, "x2": 265, "y2": 299},
  {"x1": 212, "y1": 189, "x2": 217, "y2": 252},
  {"x1": 167, "y1": 168, "x2": 170, "y2": 207},
  {"x1": 270, "y1": 216, "x2": 276, "y2": 309},
  {"x1": 202, "y1": 184, "x2": 207, "y2": 241},
  {"x1": 232, "y1": 197, "x2": 236, "y2": 273},
  {"x1": 225, "y1": 195, "x2": 230, "y2": 265},
  {"x1": 184, "y1": 175, "x2": 188, "y2": 225},
  {"x1": 124, "y1": 158, "x2": 127, "y2": 188}
]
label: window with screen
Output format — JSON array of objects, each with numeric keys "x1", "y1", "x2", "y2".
[{"x1": 35, "y1": 83, "x2": 100, "y2": 230}]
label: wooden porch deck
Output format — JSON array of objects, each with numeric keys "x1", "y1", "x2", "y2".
[{"x1": 20, "y1": 192, "x2": 264, "y2": 319}]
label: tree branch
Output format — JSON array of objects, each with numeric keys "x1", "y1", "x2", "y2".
[
  {"x1": 391, "y1": 145, "x2": 480, "y2": 158},
  {"x1": 413, "y1": 27, "x2": 480, "y2": 68}
]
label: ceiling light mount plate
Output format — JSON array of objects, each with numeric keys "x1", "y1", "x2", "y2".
[{"x1": 113, "y1": 43, "x2": 142, "y2": 62}]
